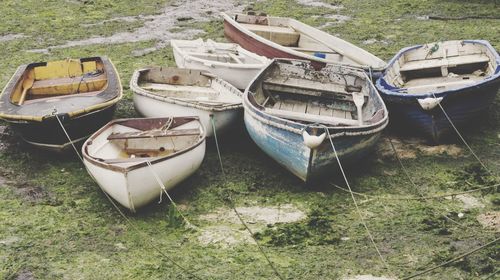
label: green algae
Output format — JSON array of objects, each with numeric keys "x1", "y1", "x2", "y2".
[{"x1": 0, "y1": 0, "x2": 499, "y2": 279}]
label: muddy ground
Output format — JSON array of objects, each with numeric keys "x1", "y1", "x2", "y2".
[{"x1": 0, "y1": 0, "x2": 499, "y2": 279}]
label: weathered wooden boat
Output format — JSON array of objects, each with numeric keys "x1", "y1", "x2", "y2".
[
  {"x1": 0, "y1": 57, "x2": 122, "y2": 151},
  {"x1": 244, "y1": 59, "x2": 388, "y2": 182},
  {"x1": 171, "y1": 38, "x2": 269, "y2": 89},
  {"x1": 376, "y1": 40, "x2": 500, "y2": 142},
  {"x1": 222, "y1": 12, "x2": 386, "y2": 78},
  {"x1": 131, "y1": 67, "x2": 242, "y2": 137},
  {"x1": 82, "y1": 117, "x2": 206, "y2": 212}
]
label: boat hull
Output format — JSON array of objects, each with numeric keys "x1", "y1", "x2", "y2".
[
  {"x1": 376, "y1": 40, "x2": 500, "y2": 142},
  {"x1": 381, "y1": 80, "x2": 499, "y2": 142},
  {"x1": 244, "y1": 107, "x2": 382, "y2": 182},
  {"x1": 133, "y1": 93, "x2": 241, "y2": 137},
  {"x1": 223, "y1": 18, "x2": 383, "y2": 80},
  {"x1": 7, "y1": 104, "x2": 116, "y2": 151},
  {"x1": 172, "y1": 40, "x2": 268, "y2": 90},
  {"x1": 83, "y1": 138, "x2": 205, "y2": 211},
  {"x1": 174, "y1": 54, "x2": 264, "y2": 90}
]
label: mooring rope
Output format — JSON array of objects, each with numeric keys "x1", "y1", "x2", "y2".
[
  {"x1": 402, "y1": 237, "x2": 500, "y2": 280},
  {"x1": 387, "y1": 137, "x2": 468, "y2": 228},
  {"x1": 54, "y1": 113, "x2": 203, "y2": 280},
  {"x1": 146, "y1": 161, "x2": 196, "y2": 230},
  {"x1": 209, "y1": 115, "x2": 285, "y2": 280},
  {"x1": 432, "y1": 93, "x2": 498, "y2": 178},
  {"x1": 330, "y1": 182, "x2": 500, "y2": 202},
  {"x1": 320, "y1": 125, "x2": 393, "y2": 275}
]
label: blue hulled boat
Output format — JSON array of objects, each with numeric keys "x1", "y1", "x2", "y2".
[
  {"x1": 243, "y1": 59, "x2": 388, "y2": 182},
  {"x1": 376, "y1": 40, "x2": 500, "y2": 142}
]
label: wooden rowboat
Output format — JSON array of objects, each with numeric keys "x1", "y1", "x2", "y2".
[
  {"x1": 222, "y1": 12, "x2": 386, "y2": 78},
  {"x1": 171, "y1": 38, "x2": 269, "y2": 89},
  {"x1": 244, "y1": 59, "x2": 388, "y2": 182},
  {"x1": 0, "y1": 57, "x2": 122, "y2": 151},
  {"x1": 376, "y1": 40, "x2": 500, "y2": 142},
  {"x1": 131, "y1": 67, "x2": 242, "y2": 137},
  {"x1": 82, "y1": 117, "x2": 206, "y2": 212}
]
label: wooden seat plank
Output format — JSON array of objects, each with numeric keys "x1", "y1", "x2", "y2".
[
  {"x1": 400, "y1": 54, "x2": 490, "y2": 72},
  {"x1": 265, "y1": 108, "x2": 358, "y2": 126},
  {"x1": 107, "y1": 128, "x2": 200, "y2": 140}
]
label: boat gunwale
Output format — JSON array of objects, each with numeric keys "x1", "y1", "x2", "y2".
[
  {"x1": 130, "y1": 67, "x2": 243, "y2": 112},
  {"x1": 171, "y1": 39, "x2": 269, "y2": 70},
  {"x1": 376, "y1": 40, "x2": 500, "y2": 99},
  {"x1": 0, "y1": 56, "x2": 123, "y2": 122},
  {"x1": 82, "y1": 116, "x2": 206, "y2": 173},
  {"x1": 221, "y1": 12, "x2": 386, "y2": 72},
  {"x1": 244, "y1": 59, "x2": 389, "y2": 138}
]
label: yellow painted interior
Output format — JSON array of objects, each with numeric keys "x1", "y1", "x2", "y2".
[{"x1": 10, "y1": 58, "x2": 107, "y2": 104}]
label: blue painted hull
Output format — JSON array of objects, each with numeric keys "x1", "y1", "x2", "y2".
[
  {"x1": 376, "y1": 40, "x2": 500, "y2": 142},
  {"x1": 382, "y1": 81, "x2": 499, "y2": 142},
  {"x1": 244, "y1": 106, "x2": 384, "y2": 182},
  {"x1": 244, "y1": 58, "x2": 389, "y2": 182}
]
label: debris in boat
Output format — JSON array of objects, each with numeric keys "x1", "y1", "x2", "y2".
[
  {"x1": 244, "y1": 59, "x2": 388, "y2": 181},
  {"x1": 131, "y1": 67, "x2": 242, "y2": 137}
]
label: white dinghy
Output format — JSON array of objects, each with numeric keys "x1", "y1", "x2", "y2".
[
  {"x1": 171, "y1": 38, "x2": 269, "y2": 89},
  {"x1": 131, "y1": 67, "x2": 243, "y2": 136},
  {"x1": 82, "y1": 117, "x2": 206, "y2": 212}
]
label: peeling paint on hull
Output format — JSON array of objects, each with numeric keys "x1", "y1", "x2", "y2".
[{"x1": 244, "y1": 110, "x2": 381, "y2": 182}]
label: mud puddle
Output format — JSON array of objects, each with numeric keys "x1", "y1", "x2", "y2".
[
  {"x1": 296, "y1": 0, "x2": 342, "y2": 10},
  {"x1": 28, "y1": 0, "x2": 245, "y2": 54},
  {"x1": 377, "y1": 137, "x2": 463, "y2": 159},
  {"x1": 0, "y1": 33, "x2": 27, "y2": 43},
  {"x1": 197, "y1": 204, "x2": 306, "y2": 246}
]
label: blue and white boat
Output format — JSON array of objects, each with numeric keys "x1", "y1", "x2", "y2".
[
  {"x1": 243, "y1": 59, "x2": 389, "y2": 182},
  {"x1": 376, "y1": 40, "x2": 500, "y2": 142}
]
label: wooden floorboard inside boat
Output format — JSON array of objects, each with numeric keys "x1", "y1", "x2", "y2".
[{"x1": 271, "y1": 99, "x2": 352, "y2": 119}]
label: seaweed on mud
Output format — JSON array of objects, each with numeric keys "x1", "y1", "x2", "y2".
[{"x1": 254, "y1": 206, "x2": 341, "y2": 246}]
